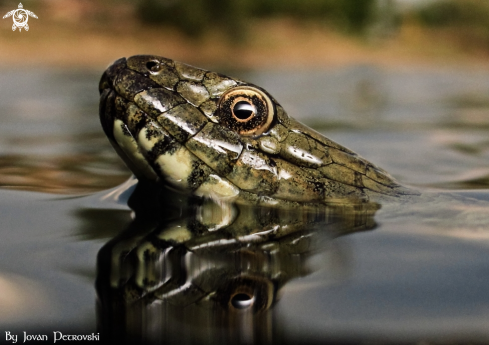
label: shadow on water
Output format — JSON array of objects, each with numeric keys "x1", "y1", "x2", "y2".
[{"x1": 95, "y1": 182, "x2": 379, "y2": 344}]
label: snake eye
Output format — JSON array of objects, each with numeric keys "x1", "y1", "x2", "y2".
[{"x1": 218, "y1": 86, "x2": 275, "y2": 136}]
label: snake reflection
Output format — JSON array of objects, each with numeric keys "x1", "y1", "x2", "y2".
[{"x1": 96, "y1": 181, "x2": 379, "y2": 342}]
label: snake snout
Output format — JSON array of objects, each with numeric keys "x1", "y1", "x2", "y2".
[
  {"x1": 98, "y1": 71, "x2": 110, "y2": 95},
  {"x1": 98, "y1": 57, "x2": 127, "y2": 95},
  {"x1": 98, "y1": 57, "x2": 129, "y2": 140}
]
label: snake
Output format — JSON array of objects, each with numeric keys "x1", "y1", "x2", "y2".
[{"x1": 99, "y1": 55, "x2": 418, "y2": 207}]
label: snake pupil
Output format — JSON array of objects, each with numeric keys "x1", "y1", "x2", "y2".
[{"x1": 233, "y1": 101, "x2": 255, "y2": 120}]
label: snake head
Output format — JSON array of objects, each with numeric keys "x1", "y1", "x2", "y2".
[{"x1": 99, "y1": 55, "x2": 415, "y2": 206}]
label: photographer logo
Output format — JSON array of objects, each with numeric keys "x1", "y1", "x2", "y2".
[{"x1": 3, "y1": 3, "x2": 38, "y2": 32}]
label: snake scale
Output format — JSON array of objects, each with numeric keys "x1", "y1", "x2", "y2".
[{"x1": 99, "y1": 55, "x2": 418, "y2": 207}]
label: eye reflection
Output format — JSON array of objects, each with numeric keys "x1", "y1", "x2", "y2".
[
  {"x1": 231, "y1": 293, "x2": 255, "y2": 309},
  {"x1": 233, "y1": 101, "x2": 256, "y2": 121}
]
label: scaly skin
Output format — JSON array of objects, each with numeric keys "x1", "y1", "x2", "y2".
[{"x1": 99, "y1": 55, "x2": 417, "y2": 206}]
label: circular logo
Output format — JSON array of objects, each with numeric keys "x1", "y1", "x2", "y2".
[
  {"x1": 12, "y1": 9, "x2": 27, "y2": 28},
  {"x1": 3, "y1": 4, "x2": 38, "y2": 32}
]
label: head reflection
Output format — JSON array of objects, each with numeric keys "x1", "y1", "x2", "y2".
[{"x1": 96, "y1": 182, "x2": 379, "y2": 344}]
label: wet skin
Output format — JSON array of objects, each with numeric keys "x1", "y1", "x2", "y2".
[{"x1": 99, "y1": 55, "x2": 416, "y2": 207}]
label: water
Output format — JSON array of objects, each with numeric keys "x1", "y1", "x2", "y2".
[{"x1": 1, "y1": 66, "x2": 489, "y2": 344}]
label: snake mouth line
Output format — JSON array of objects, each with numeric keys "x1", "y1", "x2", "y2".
[{"x1": 99, "y1": 55, "x2": 417, "y2": 206}]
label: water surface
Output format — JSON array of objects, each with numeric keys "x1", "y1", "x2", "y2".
[{"x1": 1, "y1": 66, "x2": 489, "y2": 344}]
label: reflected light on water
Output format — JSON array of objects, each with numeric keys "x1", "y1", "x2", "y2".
[
  {"x1": 0, "y1": 273, "x2": 49, "y2": 323},
  {"x1": 0, "y1": 153, "x2": 129, "y2": 194}
]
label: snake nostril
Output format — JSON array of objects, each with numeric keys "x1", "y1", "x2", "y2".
[{"x1": 146, "y1": 60, "x2": 160, "y2": 72}]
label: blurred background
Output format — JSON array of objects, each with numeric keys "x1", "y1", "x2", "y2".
[{"x1": 0, "y1": 0, "x2": 488, "y2": 69}]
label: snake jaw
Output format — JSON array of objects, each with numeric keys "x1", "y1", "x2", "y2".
[{"x1": 100, "y1": 55, "x2": 416, "y2": 205}]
